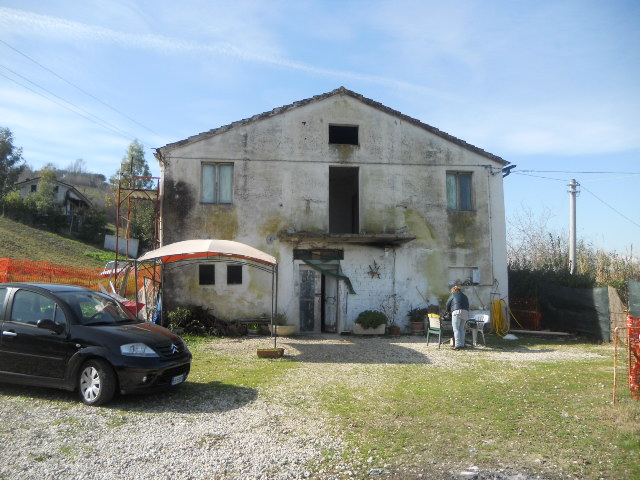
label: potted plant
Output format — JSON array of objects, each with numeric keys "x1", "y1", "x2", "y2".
[
  {"x1": 268, "y1": 313, "x2": 296, "y2": 336},
  {"x1": 381, "y1": 293, "x2": 403, "y2": 336},
  {"x1": 353, "y1": 310, "x2": 387, "y2": 335},
  {"x1": 407, "y1": 306, "x2": 428, "y2": 335},
  {"x1": 256, "y1": 347, "x2": 285, "y2": 358},
  {"x1": 387, "y1": 323, "x2": 401, "y2": 336},
  {"x1": 247, "y1": 323, "x2": 261, "y2": 336}
]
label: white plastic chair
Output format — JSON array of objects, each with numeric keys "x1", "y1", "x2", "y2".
[{"x1": 467, "y1": 314, "x2": 490, "y2": 346}]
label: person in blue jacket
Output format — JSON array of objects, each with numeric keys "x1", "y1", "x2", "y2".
[{"x1": 445, "y1": 285, "x2": 470, "y2": 350}]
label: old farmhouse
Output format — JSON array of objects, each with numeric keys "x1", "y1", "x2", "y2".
[
  {"x1": 154, "y1": 87, "x2": 509, "y2": 333},
  {"x1": 14, "y1": 177, "x2": 92, "y2": 223}
]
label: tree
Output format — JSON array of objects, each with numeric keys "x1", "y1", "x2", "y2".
[
  {"x1": 31, "y1": 168, "x2": 58, "y2": 211},
  {"x1": 0, "y1": 127, "x2": 25, "y2": 209},
  {"x1": 110, "y1": 140, "x2": 153, "y2": 189},
  {"x1": 30, "y1": 167, "x2": 66, "y2": 231},
  {"x1": 110, "y1": 140, "x2": 156, "y2": 251},
  {"x1": 67, "y1": 158, "x2": 87, "y2": 174},
  {"x1": 77, "y1": 207, "x2": 108, "y2": 244}
]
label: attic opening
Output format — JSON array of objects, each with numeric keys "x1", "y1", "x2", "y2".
[
  {"x1": 329, "y1": 125, "x2": 358, "y2": 145},
  {"x1": 329, "y1": 166, "x2": 359, "y2": 234}
]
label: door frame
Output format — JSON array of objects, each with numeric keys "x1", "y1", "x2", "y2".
[{"x1": 298, "y1": 262, "x2": 341, "y2": 333}]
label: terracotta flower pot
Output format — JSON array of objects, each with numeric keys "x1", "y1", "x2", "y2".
[
  {"x1": 387, "y1": 325, "x2": 401, "y2": 336},
  {"x1": 256, "y1": 348, "x2": 284, "y2": 359},
  {"x1": 410, "y1": 321, "x2": 425, "y2": 335}
]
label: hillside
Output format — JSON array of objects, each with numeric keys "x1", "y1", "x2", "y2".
[{"x1": 0, "y1": 216, "x2": 112, "y2": 268}]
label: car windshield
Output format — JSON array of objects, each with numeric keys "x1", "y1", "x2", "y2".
[{"x1": 57, "y1": 292, "x2": 138, "y2": 325}]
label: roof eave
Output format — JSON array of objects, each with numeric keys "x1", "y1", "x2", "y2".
[{"x1": 156, "y1": 86, "x2": 508, "y2": 165}]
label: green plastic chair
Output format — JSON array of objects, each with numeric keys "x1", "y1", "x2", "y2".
[{"x1": 426, "y1": 315, "x2": 453, "y2": 348}]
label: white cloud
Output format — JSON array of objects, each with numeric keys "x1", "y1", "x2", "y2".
[
  {"x1": 0, "y1": 6, "x2": 459, "y2": 100},
  {"x1": 453, "y1": 98, "x2": 640, "y2": 156},
  {"x1": 1, "y1": 2, "x2": 638, "y2": 165}
]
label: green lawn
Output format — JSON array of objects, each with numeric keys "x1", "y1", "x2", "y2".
[{"x1": 184, "y1": 335, "x2": 640, "y2": 479}]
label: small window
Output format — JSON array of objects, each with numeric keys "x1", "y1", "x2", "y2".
[
  {"x1": 329, "y1": 125, "x2": 358, "y2": 145},
  {"x1": 199, "y1": 265, "x2": 215, "y2": 285},
  {"x1": 202, "y1": 163, "x2": 233, "y2": 204},
  {"x1": 30, "y1": 184, "x2": 37, "y2": 192},
  {"x1": 446, "y1": 172, "x2": 473, "y2": 211},
  {"x1": 227, "y1": 265, "x2": 242, "y2": 285}
]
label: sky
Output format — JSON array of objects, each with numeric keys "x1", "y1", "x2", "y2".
[{"x1": 0, "y1": 0, "x2": 639, "y2": 254}]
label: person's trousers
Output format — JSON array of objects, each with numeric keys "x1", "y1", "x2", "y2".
[{"x1": 451, "y1": 309, "x2": 469, "y2": 348}]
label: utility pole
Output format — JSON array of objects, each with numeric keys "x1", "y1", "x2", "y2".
[{"x1": 568, "y1": 179, "x2": 579, "y2": 274}]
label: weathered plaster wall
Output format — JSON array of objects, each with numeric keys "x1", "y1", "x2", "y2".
[
  {"x1": 162, "y1": 262, "x2": 274, "y2": 320},
  {"x1": 158, "y1": 93, "x2": 508, "y2": 329}
]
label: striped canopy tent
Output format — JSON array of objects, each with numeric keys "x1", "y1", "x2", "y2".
[{"x1": 136, "y1": 239, "x2": 279, "y2": 347}]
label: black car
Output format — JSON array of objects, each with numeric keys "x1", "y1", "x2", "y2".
[{"x1": 0, "y1": 283, "x2": 191, "y2": 406}]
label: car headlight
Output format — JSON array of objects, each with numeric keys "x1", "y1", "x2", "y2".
[{"x1": 120, "y1": 343, "x2": 159, "y2": 357}]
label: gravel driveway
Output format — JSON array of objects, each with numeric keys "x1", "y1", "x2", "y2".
[{"x1": 0, "y1": 335, "x2": 605, "y2": 480}]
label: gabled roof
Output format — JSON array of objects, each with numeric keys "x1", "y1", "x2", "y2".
[
  {"x1": 157, "y1": 86, "x2": 507, "y2": 165},
  {"x1": 14, "y1": 177, "x2": 93, "y2": 207}
]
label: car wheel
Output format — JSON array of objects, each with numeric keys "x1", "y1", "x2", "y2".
[{"x1": 78, "y1": 359, "x2": 116, "y2": 406}]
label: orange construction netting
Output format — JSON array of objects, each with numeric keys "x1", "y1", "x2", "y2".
[
  {"x1": 0, "y1": 258, "x2": 159, "y2": 298},
  {"x1": 0, "y1": 257, "x2": 102, "y2": 289},
  {"x1": 628, "y1": 316, "x2": 640, "y2": 400}
]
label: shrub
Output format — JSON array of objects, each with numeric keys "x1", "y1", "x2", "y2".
[
  {"x1": 355, "y1": 310, "x2": 387, "y2": 329},
  {"x1": 407, "y1": 307, "x2": 428, "y2": 322},
  {"x1": 274, "y1": 312, "x2": 288, "y2": 325},
  {"x1": 167, "y1": 307, "x2": 192, "y2": 331},
  {"x1": 77, "y1": 208, "x2": 107, "y2": 243},
  {"x1": 166, "y1": 305, "x2": 229, "y2": 336}
]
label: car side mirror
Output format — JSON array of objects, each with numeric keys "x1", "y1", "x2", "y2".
[{"x1": 37, "y1": 318, "x2": 65, "y2": 334}]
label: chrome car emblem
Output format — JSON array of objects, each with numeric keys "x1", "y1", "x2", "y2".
[{"x1": 171, "y1": 343, "x2": 179, "y2": 354}]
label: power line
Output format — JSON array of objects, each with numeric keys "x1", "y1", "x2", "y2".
[
  {"x1": 0, "y1": 65, "x2": 145, "y2": 144},
  {"x1": 0, "y1": 39, "x2": 167, "y2": 142},
  {"x1": 513, "y1": 170, "x2": 640, "y2": 184},
  {"x1": 512, "y1": 172, "x2": 566, "y2": 181},
  {"x1": 580, "y1": 173, "x2": 640, "y2": 184},
  {"x1": 511, "y1": 170, "x2": 639, "y2": 234},
  {"x1": 580, "y1": 185, "x2": 640, "y2": 230}
]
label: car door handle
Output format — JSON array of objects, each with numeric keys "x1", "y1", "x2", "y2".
[{"x1": 2, "y1": 330, "x2": 17, "y2": 337}]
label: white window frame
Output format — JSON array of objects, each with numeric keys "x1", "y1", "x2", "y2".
[{"x1": 201, "y1": 163, "x2": 233, "y2": 204}]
